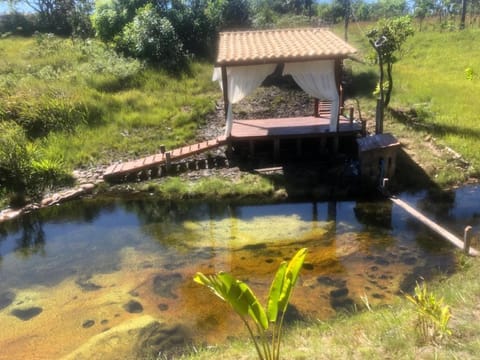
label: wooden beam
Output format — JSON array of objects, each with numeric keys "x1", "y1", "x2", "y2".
[{"x1": 390, "y1": 197, "x2": 479, "y2": 256}]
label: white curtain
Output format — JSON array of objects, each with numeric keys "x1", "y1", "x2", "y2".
[
  {"x1": 283, "y1": 60, "x2": 339, "y2": 131},
  {"x1": 213, "y1": 64, "x2": 276, "y2": 136}
]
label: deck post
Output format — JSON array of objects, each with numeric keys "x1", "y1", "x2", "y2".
[
  {"x1": 333, "y1": 135, "x2": 339, "y2": 154},
  {"x1": 464, "y1": 226, "x2": 473, "y2": 254},
  {"x1": 273, "y1": 138, "x2": 280, "y2": 162},
  {"x1": 349, "y1": 106, "x2": 354, "y2": 124},
  {"x1": 314, "y1": 98, "x2": 319, "y2": 117},
  {"x1": 160, "y1": 145, "x2": 166, "y2": 154},
  {"x1": 296, "y1": 139, "x2": 302, "y2": 157},
  {"x1": 165, "y1": 152, "x2": 171, "y2": 172}
]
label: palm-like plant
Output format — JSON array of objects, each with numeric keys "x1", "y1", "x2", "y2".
[{"x1": 194, "y1": 248, "x2": 307, "y2": 360}]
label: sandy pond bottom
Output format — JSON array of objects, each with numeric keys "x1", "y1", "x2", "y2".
[{"x1": 1, "y1": 187, "x2": 477, "y2": 359}]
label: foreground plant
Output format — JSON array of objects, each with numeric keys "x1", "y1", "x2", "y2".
[
  {"x1": 194, "y1": 248, "x2": 307, "y2": 360},
  {"x1": 405, "y1": 281, "x2": 452, "y2": 344}
]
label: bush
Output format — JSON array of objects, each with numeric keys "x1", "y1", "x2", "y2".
[
  {"x1": 0, "y1": 122, "x2": 72, "y2": 205},
  {"x1": 0, "y1": 122, "x2": 32, "y2": 196},
  {"x1": 1, "y1": 88, "x2": 103, "y2": 139},
  {"x1": 117, "y1": 4, "x2": 187, "y2": 70},
  {"x1": 91, "y1": 0, "x2": 126, "y2": 42},
  {"x1": 0, "y1": 12, "x2": 36, "y2": 36}
]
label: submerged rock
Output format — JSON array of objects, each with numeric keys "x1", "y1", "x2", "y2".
[
  {"x1": 152, "y1": 273, "x2": 182, "y2": 299},
  {"x1": 82, "y1": 320, "x2": 95, "y2": 328},
  {"x1": 123, "y1": 300, "x2": 143, "y2": 314},
  {"x1": 329, "y1": 287, "x2": 356, "y2": 312},
  {"x1": 158, "y1": 303, "x2": 169, "y2": 311},
  {"x1": 303, "y1": 262, "x2": 314, "y2": 270},
  {"x1": 135, "y1": 322, "x2": 193, "y2": 359},
  {"x1": 330, "y1": 287, "x2": 349, "y2": 298},
  {"x1": 63, "y1": 316, "x2": 192, "y2": 360},
  {"x1": 11, "y1": 307, "x2": 43, "y2": 321},
  {"x1": 316, "y1": 276, "x2": 346, "y2": 288},
  {"x1": 75, "y1": 275, "x2": 102, "y2": 292},
  {"x1": 0, "y1": 291, "x2": 16, "y2": 311},
  {"x1": 330, "y1": 297, "x2": 355, "y2": 311}
]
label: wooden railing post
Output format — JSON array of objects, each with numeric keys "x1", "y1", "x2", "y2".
[
  {"x1": 314, "y1": 98, "x2": 319, "y2": 117},
  {"x1": 165, "y1": 152, "x2": 171, "y2": 173},
  {"x1": 464, "y1": 225, "x2": 473, "y2": 255}
]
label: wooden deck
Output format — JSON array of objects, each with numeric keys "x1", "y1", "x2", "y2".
[
  {"x1": 231, "y1": 115, "x2": 362, "y2": 139},
  {"x1": 102, "y1": 116, "x2": 364, "y2": 182}
]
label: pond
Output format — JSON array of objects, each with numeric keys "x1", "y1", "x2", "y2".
[{"x1": 0, "y1": 185, "x2": 479, "y2": 358}]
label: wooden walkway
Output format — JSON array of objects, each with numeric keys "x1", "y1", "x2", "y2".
[
  {"x1": 103, "y1": 136, "x2": 227, "y2": 182},
  {"x1": 390, "y1": 196, "x2": 479, "y2": 256}
]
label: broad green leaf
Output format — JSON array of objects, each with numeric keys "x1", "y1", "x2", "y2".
[
  {"x1": 266, "y1": 261, "x2": 287, "y2": 323},
  {"x1": 194, "y1": 271, "x2": 268, "y2": 330},
  {"x1": 278, "y1": 248, "x2": 307, "y2": 313}
]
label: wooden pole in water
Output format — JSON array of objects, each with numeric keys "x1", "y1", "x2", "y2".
[
  {"x1": 464, "y1": 226, "x2": 473, "y2": 255},
  {"x1": 389, "y1": 196, "x2": 479, "y2": 256}
]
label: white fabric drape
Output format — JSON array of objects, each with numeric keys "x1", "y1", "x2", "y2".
[
  {"x1": 213, "y1": 64, "x2": 276, "y2": 136},
  {"x1": 283, "y1": 60, "x2": 339, "y2": 131}
]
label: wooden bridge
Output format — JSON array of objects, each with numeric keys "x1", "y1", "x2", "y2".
[{"x1": 103, "y1": 136, "x2": 227, "y2": 182}]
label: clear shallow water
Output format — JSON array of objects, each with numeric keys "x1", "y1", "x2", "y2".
[{"x1": 0, "y1": 185, "x2": 479, "y2": 358}]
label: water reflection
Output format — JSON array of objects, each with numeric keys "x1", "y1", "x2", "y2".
[{"x1": 0, "y1": 185, "x2": 478, "y2": 358}]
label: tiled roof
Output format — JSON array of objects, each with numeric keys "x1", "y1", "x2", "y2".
[{"x1": 216, "y1": 28, "x2": 356, "y2": 66}]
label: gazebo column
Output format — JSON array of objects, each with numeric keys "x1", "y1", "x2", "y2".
[
  {"x1": 221, "y1": 66, "x2": 229, "y2": 121},
  {"x1": 334, "y1": 59, "x2": 343, "y2": 154},
  {"x1": 221, "y1": 66, "x2": 233, "y2": 152}
]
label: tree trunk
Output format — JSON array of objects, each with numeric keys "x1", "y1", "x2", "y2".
[
  {"x1": 460, "y1": 0, "x2": 468, "y2": 29},
  {"x1": 344, "y1": 0, "x2": 350, "y2": 41},
  {"x1": 385, "y1": 62, "x2": 393, "y2": 108}
]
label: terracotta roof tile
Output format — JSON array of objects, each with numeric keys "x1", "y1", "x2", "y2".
[{"x1": 216, "y1": 28, "x2": 356, "y2": 66}]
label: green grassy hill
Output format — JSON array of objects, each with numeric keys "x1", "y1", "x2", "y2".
[{"x1": 345, "y1": 24, "x2": 480, "y2": 184}]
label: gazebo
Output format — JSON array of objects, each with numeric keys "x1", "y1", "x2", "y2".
[{"x1": 213, "y1": 28, "x2": 362, "y2": 160}]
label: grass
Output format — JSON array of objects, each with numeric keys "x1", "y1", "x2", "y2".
[
  {"x1": 342, "y1": 23, "x2": 480, "y2": 186},
  {"x1": 176, "y1": 255, "x2": 480, "y2": 360},
  {"x1": 0, "y1": 34, "x2": 218, "y2": 171},
  {"x1": 139, "y1": 173, "x2": 275, "y2": 200}
]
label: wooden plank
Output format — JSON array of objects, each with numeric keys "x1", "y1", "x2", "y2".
[
  {"x1": 390, "y1": 197, "x2": 479, "y2": 256},
  {"x1": 103, "y1": 138, "x2": 224, "y2": 182},
  {"x1": 104, "y1": 163, "x2": 119, "y2": 175},
  {"x1": 153, "y1": 154, "x2": 165, "y2": 163},
  {"x1": 143, "y1": 155, "x2": 155, "y2": 165}
]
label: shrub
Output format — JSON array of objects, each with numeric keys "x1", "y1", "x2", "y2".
[
  {"x1": 0, "y1": 12, "x2": 36, "y2": 36},
  {"x1": 1, "y1": 88, "x2": 102, "y2": 139},
  {"x1": 405, "y1": 282, "x2": 452, "y2": 344},
  {"x1": 117, "y1": 4, "x2": 187, "y2": 70},
  {"x1": 0, "y1": 122, "x2": 72, "y2": 205},
  {"x1": 91, "y1": 0, "x2": 127, "y2": 42},
  {"x1": 0, "y1": 122, "x2": 32, "y2": 196}
]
